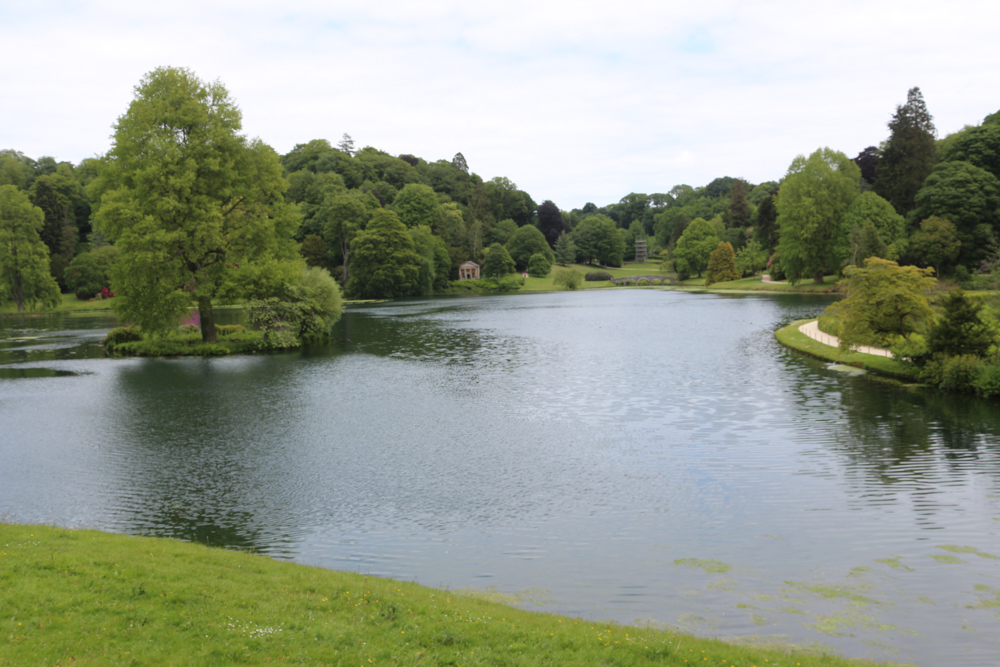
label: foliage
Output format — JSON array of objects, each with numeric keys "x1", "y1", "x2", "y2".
[
  {"x1": 776, "y1": 148, "x2": 860, "y2": 283},
  {"x1": 874, "y1": 87, "x2": 937, "y2": 215},
  {"x1": 392, "y1": 183, "x2": 440, "y2": 229},
  {"x1": 672, "y1": 218, "x2": 719, "y2": 279},
  {"x1": 842, "y1": 191, "x2": 905, "y2": 263},
  {"x1": 828, "y1": 257, "x2": 936, "y2": 349},
  {"x1": 572, "y1": 214, "x2": 624, "y2": 266},
  {"x1": 488, "y1": 218, "x2": 518, "y2": 246},
  {"x1": 735, "y1": 239, "x2": 767, "y2": 276},
  {"x1": 939, "y1": 111, "x2": 1000, "y2": 181},
  {"x1": 505, "y1": 224, "x2": 552, "y2": 270},
  {"x1": 316, "y1": 190, "x2": 375, "y2": 283},
  {"x1": 247, "y1": 267, "x2": 343, "y2": 349},
  {"x1": 0, "y1": 184, "x2": 60, "y2": 312},
  {"x1": 754, "y1": 193, "x2": 779, "y2": 253},
  {"x1": 585, "y1": 270, "x2": 613, "y2": 281},
  {"x1": 454, "y1": 275, "x2": 522, "y2": 293},
  {"x1": 705, "y1": 242, "x2": 739, "y2": 286},
  {"x1": 482, "y1": 242, "x2": 516, "y2": 278},
  {"x1": 536, "y1": 199, "x2": 566, "y2": 248},
  {"x1": 552, "y1": 268, "x2": 583, "y2": 290},
  {"x1": 926, "y1": 289, "x2": 996, "y2": 358},
  {"x1": 346, "y1": 209, "x2": 423, "y2": 299},
  {"x1": 913, "y1": 160, "x2": 1000, "y2": 268},
  {"x1": 102, "y1": 325, "x2": 143, "y2": 353},
  {"x1": 553, "y1": 232, "x2": 577, "y2": 266},
  {"x1": 910, "y1": 216, "x2": 961, "y2": 273},
  {"x1": 919, "y1": 354, "x2": 984, "y2": 394},
  {"x1": 726, "y1": 178, "x2": 750, "y2": 228},
  {"x1": 64, "y1": 245, "x2": 119, "y2": 299},
  {"x1": 527, "y1": 252, "x2": 551, "y2": 278},
  {"x1": 849, "y1": 222, "x2": 888, "y2": 267},
  {"x1": 409, "y1": 225, "x2": 450, "y2": 294},
  {"x1": 91, "y1": 67, "x2": 301, "y2": 341}
]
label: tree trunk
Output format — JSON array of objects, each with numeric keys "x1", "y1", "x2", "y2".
[
  {"x1": 198, "y1": 296, "x2": 217, "y2": 342},
  {"x1": 814, "y1": 271, "x2": 825, "y2": 284}
]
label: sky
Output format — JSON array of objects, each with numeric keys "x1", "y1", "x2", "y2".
[{"x1": 2, "y1": 0, "x2": 998, "y2": 210}]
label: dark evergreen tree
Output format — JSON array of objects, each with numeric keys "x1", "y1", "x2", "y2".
[
  {"x1": 755, "y1": 193, "x2": 779, "y2": 253},
  {"x1": 874, "y1": 87, "x2": 937, "y2": 215},
  {"x1": 927, "y1": 290, "x2": 996, "y2": 358},
  {"x1": 451, "y1": 152, "x2": 469, "y2": 175},
  {"x1": 726, "y1": 179, "x2": 750, "y2": 228},
  {"x1": 537, "y1": 199, "x2": 567, "y2": 248},
  {"x1": 854, "y1": 146, "x2": 880, "y2": 185}
]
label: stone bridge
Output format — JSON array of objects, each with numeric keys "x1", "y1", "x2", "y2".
[{"x1": 609, "y1": 274, "x2": 676, "y2": 286}]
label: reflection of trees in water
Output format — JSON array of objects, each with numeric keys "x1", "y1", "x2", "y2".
[
  {"x1": 816, "y1": 371, "x2": 1000, "y2": 524},
  {"x1": 106, "y1": 358, "x2": 303, "y2": 554}
]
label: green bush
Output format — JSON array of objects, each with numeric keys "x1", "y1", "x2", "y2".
[
  {"x1": 64, "y1": 253, "x2": 105, "y2": 299},
  {"x1": 103, "y1": 326, "x2": 142, "y2": 352},
  {"x1": 528, "y1": 253, "x2": 551, "y2": 278},
  {"x1": 553, "y1": 268, "x2": 583, "y2": 290},
  {"x1": 637, "y1": 279, "x2": 650, "y2": 286},
  {"x1": 215, "y1": 324, "x2": 246, "y2": 337},
  {"x1": 584, "y1": 271, "x2": 613, "y2": 281},
  {"x1": 768, "y1": 256, "x2": 786, "y2": 281},
  {"x1": 975, "y1": 356, "x2": 1000, "y2": 398},
  {"x1": 920, "y1": 353, "x2": 983, "y2": 393}
]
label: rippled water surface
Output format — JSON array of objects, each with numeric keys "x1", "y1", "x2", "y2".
[{"x1": 2, "y1": 291, "x2": 1000, "y2": 665}]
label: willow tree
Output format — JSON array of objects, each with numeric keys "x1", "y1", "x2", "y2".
[{"x1": 91, "y1": 67, "x2": 300, "y2": 341}]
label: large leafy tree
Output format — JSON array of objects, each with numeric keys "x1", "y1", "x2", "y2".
[
  {"x1": 345, "y1": 209, "x2": 422, "y2": 299},
  {"x1": 705, "y1": 241, "x2": 738, "y2": 286},
  {"x1": 939, "y1": 111, "x2": 1000, "y2": 181},
  {"x1": 909, "y1": 216, "x2": 961, "y2": 273},
  {"x1": 776, "y1": 148, "x2": 860, "y2": 283},
  {"x1": 317, "y1": 190, "x2": 376, "y2": 284},
  {"x1": 874, "y1": 87, "x2": 937, "y2": 215},
  {"x1": 482, "y1": 242, "x2": 516, "y2": 278},
  {"x1": 829, "y1": 257, "x2": 936, "y2": 348},
  {"x1": 392, "y1": 183, "x2": 441, "y2": 229},
  {"x1": 913, "y1": 160, "x2": 1000, "y2": 267},
  {"x1": 505, "y1": 224, "x2": 553, "y2": 270},
  {"x1": 842, "y1": 191, "x2": 905, "y2": 263},
  {"x1": 91, "y1": 67, "x2": 301, "y2": 341},
  {"x1": 572, "y1": 214, "x2": 624, "y2": 266},
  {"x1": 0, "y1": 185, "x2": 60, "y2": 312},
  {"x1": 672, "y1": 217, "x2": 719, "y2": 279}
]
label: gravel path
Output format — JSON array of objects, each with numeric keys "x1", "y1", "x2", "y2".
[{"x1": 797, "y1": 319, "x2": 894, "y2": 358}]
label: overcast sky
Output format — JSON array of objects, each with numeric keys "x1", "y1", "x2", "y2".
[{"x1": 2, "y1": 1, "x2": 998, "y2": 209}]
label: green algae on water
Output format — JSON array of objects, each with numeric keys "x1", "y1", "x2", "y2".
[{"x1": 674, "y1": 558, "x2": 731, "y2": 574}]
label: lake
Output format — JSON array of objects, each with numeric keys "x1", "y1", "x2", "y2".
[{"x1": 2, "y1": 289, "x2": 999, "y2": 666}]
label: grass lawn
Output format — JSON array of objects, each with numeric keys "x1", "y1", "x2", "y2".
[
  {"x1": 0, "y1": 292, "x2": 116, "y2": 316},
  {"x1": 775, "y1": 319, "x2": 918, "y2": 381},
  {"x1": 677, "y1": 275, "x2": 841, "y2": 292},
  {"x1": 1, "y1": 523, "x2": 874, "y2": 666}
]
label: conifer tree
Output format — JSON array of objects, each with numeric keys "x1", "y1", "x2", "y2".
[
  {"x1": 705, "y1": 241, "x2": 738, "y2": 286},
  {"x1": 875, "y1": 87, "x2": 937, "y2": 215}
]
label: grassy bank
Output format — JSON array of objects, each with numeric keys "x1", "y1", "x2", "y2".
[
  {"x1": 1, "y1": 523, "x2": 873, "y2": 666},
  {"x1": 775, "y1": 319, "x2": 918, "y2": 381},
  {"x1": 0, "y1": 293, "x2": 116, "y2": 316}
]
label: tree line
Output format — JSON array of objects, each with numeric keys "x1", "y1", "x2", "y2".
[{"x1": 3, "y1": 71, "x2": 1000, "y2": 344}]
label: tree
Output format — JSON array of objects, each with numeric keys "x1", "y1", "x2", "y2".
[
  {"x1": 0, "y1": 185, "x2": 60, "y2": 312},
  {"x1": 841, "y1": 191, "x2": 905, "y2": 262},
  {"x1": 853, "y1": 146, "x2": 880, "y2": 186},
  {"x1": 672, "y1": 218, "x2": 719, "y2": 279},
  {"x1": 552, "y1": 268, "x2": 583, "y2": 290},
  {"x1": 488, "y1": 218, "x2": 518, "y2": 246},
  {"x1": 874, "y1": 87, "x2": 937, "y2": 215},
  {"x1": 776, "y1": 148, "x2": 860, "y2": 283},
  {"x1": 337, "y1": 133, "x2": 356, "y2": 157},
  {"x1": 735, "y1": 239, "x2": 767, "y2": 276},
  {"x1": 505, "y1": 224, "x2": 552, "y2": 270},
  {"x1": 528, "y1": 253, "x2": 551, "y2": 277},
  {"x1": 913, "y1": 160, "x2": 1000, "y2": 267},
  {"x1": 926, "y1": 289, "x2": 996, "y2": 358},
  {"x1": 537, "y1": 200, "x2": 567, "y2": 248},
  {"x1": 939, "y1": 112, "x2": 1000, "y2": 181},
  {"x1": 451, "y1": 152, "x2": 469, "y2": 175},
  {"x1": 392, "y1": 183, "x2": 441, "y2": 229},
  {"x1": 572, "y1": 214, "x2": 624, "y2": 266},
  {"x1": 91, "y1": 67, "x2": 301, "y2": 341},
  {"x1": 345, "y1": 209, "x2": 423, "y2": 299},
  {"x1": 726, "y1": 179, "x2": 750, "y2": 228},
  {"x1": 482, "y1": 242, "x2": 515, "y2": 278},
  {"x1": 910, "y1": 216, "x2": 961, "y2": 273},
  {"x1": 316, "y1": 191, "x2": 375, "y2": 283},
  {"x1": 754, "y1": 192, "x2": 779, "y2": 253},
  {"x1": 705, "y1": 242, "x2": 738, "y2": 286},
  {"x1": 849, "y1": 222, "x2": 888, "y2": 267},
  {"x1": 554, "y1": 232, "x2": 577, "y2": 266},
  {"x1": 828, "y1": 257, "x2": 935, "y2": 348}
]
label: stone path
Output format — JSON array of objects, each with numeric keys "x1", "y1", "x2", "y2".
[{"x1": 797, "y1": 320, "x2": 894, "y2": 358}]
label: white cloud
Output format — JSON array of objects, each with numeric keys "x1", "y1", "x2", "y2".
[{"x1": 2, "y1": 0, "x2": 998, "y2": 208}]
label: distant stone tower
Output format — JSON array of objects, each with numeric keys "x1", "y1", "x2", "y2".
[{"x1": 635, "y1": 237, "x2": 647, "y2": 263}]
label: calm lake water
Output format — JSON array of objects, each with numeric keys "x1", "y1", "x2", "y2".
[{"x1": 2, "y1": 290, "x2": 999, "y2": 665}]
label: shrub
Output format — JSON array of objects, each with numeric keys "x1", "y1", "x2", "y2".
[
  {"x1": 975, "y1": 356, "x2": 1000, "y2": 398},
  {"x1": 64, "y1": 253, "x2": 105, "y2": 299},
  {"x1": 920, "y1": 353, "x2": 983, "y2": 393},
  {"x1": 102, "y1": 326, "x2": 142, "y2": 352},
  {"x1": 585, "y1": 271, "x2": 613, "y2": 281},
  {"x1": 528, "y1": 253, "x2": 551, "y2": 278},
  {"x1": 553, "y1": 268, "x2": 583, "y2": 290},
  {"x1": 637, "y1": 279, "x2": 650, "y2": 286},
  {"x1": 768, "y1": 255, "x2": 786, "y2": 281},
  {"x1": 215, "y1": 324, "x2": 246, "y2": 337}
]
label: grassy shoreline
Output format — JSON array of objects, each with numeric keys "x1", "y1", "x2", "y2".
[
  {"x1": 774, "y1": 319, "x2": 918, "y2": 381},
  {"x1": 1, "y1": 523, "x2": 875, "y2": 666}
]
